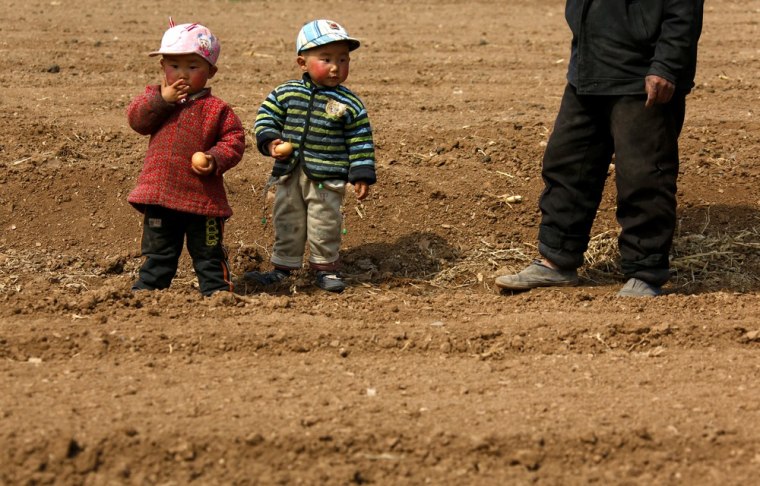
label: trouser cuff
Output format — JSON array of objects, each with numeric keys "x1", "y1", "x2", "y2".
[
  {"x1": 538, "y1": 225, "x2": 586, "y2": 270},
  {"x1": 620, "y1": 256, "x2": 670, "y2": 286},
  {"x1": 309, "y1": 260, "x2": 340, "y2": 272}
]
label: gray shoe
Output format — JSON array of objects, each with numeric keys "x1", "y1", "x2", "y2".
[
  {"x1": 617, "y1": 278, "x2": 662, "y2": 297},
  {"x1": 495, "y1": 260, "x2": 578, "y2": 291},
  {"x1": 243, "y1": 268, "x2": 291, "y2": 286},
  {"x1": 315, "y1": 271, "x2": 346, "y2": 293}
]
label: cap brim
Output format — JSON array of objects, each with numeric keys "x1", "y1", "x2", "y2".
[
  {"x1": 148, "y1": 50, "x2": 217, "y2": 65},
  {"x1": 148, "y1": 50, "x2": 198, "y2": 57},
  {"x1": 298, "y1": 37, "x2": 361, "y2": 54}
]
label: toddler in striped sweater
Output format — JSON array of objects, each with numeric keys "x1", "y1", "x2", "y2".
[{"x1": 245, "y1": 19, "x2": 376, "y2": 293}]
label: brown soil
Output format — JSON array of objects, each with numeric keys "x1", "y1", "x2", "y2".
[{"x1": 2, "y1": 1, "x2": 760, "y2": 484}]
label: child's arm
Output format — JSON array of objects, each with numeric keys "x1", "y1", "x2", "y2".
[
  {"x1": 345, "y1": 106, "x2": 377, "y2": 186},
  {"x1": 127, "y1": 86, "x2": 175, "y2": 135},
  {"x1": 206, "y1": 105, "x2": 246, "y2": 175},
  {"x1": 254, "y1": 88, "x2": 288, "y2": 156}
]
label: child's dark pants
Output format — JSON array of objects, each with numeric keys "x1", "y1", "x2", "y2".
[
  {"x1": 133, "y1": 205, "x2": 232, "y2": 296},
  {"x1": 537, "y1": 84, "x2": 686, "y2": 286}
]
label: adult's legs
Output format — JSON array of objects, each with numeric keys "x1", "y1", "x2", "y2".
[
  {"x1": 538, "y1": 84, "x2": 615, "y2": 270},
  {"x1": 611, "y1": 93, "x2": 686, "y2": 286},
  {"x1": 496, "y1": 86, "x2": 614, "y2": 291}
]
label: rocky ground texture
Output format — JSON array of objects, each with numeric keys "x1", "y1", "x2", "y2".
[{"x1": 1, "y1": 0, "x2": 760, "y2": 484}]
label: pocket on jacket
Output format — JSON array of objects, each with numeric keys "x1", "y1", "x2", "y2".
[{"x1": 628, "y1": 1, "x2": 654, "y2": 42}]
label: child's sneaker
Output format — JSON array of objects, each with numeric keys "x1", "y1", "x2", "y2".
[
  {"x1": 315, "y1": 271, "x2": 346, "y2": 293},
  {"x1": 243, "y1": 268, "x2": 291, "y2": 287}
]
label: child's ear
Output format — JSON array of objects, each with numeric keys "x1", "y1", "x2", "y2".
[
  {"x1": 208, "y1": 65, "x2": 218, "y2": 79},
  {"x1": 296, "y1": 55, "x2": 308, "y2": 72}
]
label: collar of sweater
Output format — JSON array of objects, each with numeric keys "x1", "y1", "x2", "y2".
[
  {"x1": 301, "y1": 73, "x2": 339, "y2": 92},
  {"x1": 181, "y1": 88, "x2": 211, "y2": 104}
]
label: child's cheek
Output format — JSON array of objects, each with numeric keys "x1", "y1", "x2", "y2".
[
  {"x1": 191, "y1": 71, "x2": 206, "y2": 84},
  {"x1": 164, "y1": 68, "x2": 178, "y2": 85},
  {"x1": 309, "y1": 63, "x2": 330, "y2": 80}
]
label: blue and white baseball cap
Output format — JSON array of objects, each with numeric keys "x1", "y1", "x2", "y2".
[{"x1": 296, "y1": 19, "x2": 360, "y2": 54}]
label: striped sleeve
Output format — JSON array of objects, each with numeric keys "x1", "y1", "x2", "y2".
[
  {"x1": 345, "y1": 104, "x2": 376, "y2": 185},
  {"x1": 254, "y1": 87, "x2": 287, "y2": 155}
]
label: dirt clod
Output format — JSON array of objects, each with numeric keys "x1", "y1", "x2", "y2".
[{"x1": 1, "y1": 1, "x2": 759, "y2": 485}]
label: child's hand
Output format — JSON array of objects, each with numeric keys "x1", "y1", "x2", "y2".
[
  {"x1": 354, "y1": 181, "x2": 370, "y2": 201},
  {"x1": 161, "y1": 75, "x2": 190, "y2": 104},
  {"x1": 268, "y1": 139, "x2": 293, "y2": 160},
  {"x1": 191, "y1": 154, "x2": 216, "y2": 176}
]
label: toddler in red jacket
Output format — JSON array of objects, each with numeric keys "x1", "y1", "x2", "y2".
[{"x1": 127, "y1": 19, "x2": 245, "y2": 296}]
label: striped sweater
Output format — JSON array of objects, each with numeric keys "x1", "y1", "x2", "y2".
[{"x1": 254, "y1": 74, "x2": 376, "y2": 184}]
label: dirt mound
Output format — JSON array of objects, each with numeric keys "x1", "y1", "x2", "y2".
[{"x1": 1, "y1": 1, "x2": 760, "y2": 484}]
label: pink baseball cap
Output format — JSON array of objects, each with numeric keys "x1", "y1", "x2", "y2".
[{"x1": 149, "y1": 19, "x2": 220, "y2": 66}]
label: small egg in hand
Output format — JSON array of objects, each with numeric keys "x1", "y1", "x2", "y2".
[
  {"x1": 274, "y1": 142, "x2": 294, "y2": 157},
  {"x1": 191, "y1": 152, "x2": 209, "y2": 170}
]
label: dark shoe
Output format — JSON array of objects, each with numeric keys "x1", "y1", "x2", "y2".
[
  {"x1": 243, "y1": 268, "x2": 291, "y2": 286},
  {"x1": 131, "y1": 281, "x2": 154, "y2": 292},
  {"x1": 315, "y1": 271, "x2": 346, "y2": 293},
  {"x1": 495, "y1": 260, "x2": 578, "y2": 291},
  {"x1": 617, "y1": 278, "x2": 662, "y2": 297}
]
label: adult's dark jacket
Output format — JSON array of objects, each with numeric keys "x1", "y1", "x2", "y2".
[{"x1": 565, "y1": 0, "x2": 704, "y2": 95}]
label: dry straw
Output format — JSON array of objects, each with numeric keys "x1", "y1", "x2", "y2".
[
  {"x1": 430, "y1": 227, "x2": 760, "y2": 292},
  {"x1": 1, "y1": 227, "x2": 758, "y2": 294}
]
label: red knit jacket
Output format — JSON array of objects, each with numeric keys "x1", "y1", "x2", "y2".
[{"x1": 127, "y1": 86, "x2": 245, "y2": 217}]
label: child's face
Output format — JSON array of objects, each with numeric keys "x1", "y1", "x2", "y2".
[
  {"x1": 298, "y1": 41, "x2": 351, "y2": 88},
  {"x1": 160, "y1": 54, "x2": 217, "y2": 94}
]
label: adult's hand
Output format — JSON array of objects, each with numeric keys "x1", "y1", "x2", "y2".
[{"x1": 645, "y1": 75, "x2": 675, "y2": 108}]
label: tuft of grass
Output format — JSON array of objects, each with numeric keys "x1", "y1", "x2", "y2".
[{"x1": 427, "y1": 227, "x2": 760, "y2": 292}]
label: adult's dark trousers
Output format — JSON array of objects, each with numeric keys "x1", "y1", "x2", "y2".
[
  {"x1": 133, "y1": 205, "x2": 233, "y2": 295},
  {"x1": 537, "y1": 84, "x2": 686, "y2": 286}
]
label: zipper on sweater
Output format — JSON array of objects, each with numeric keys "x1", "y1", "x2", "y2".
[{"x1": 298, "y1": 86, "x2": 318, "y2": 178}]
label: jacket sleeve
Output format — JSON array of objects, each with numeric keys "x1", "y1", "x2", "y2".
[
  {"x1": 345, "y1": 108, "x2": 376, "y2": 185},
  {"x1": 126, "y1": 85, "x2": 175, "y2": 135},
  {"x1": 254, "y1": 88, "x2": 286, "y2": 156},
  {"x1": 648, "y1": 0, "x2": 704, "y2": 86},
  {"x1": 207, "y1": 105, "x2": 246, "y2": 175}
]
